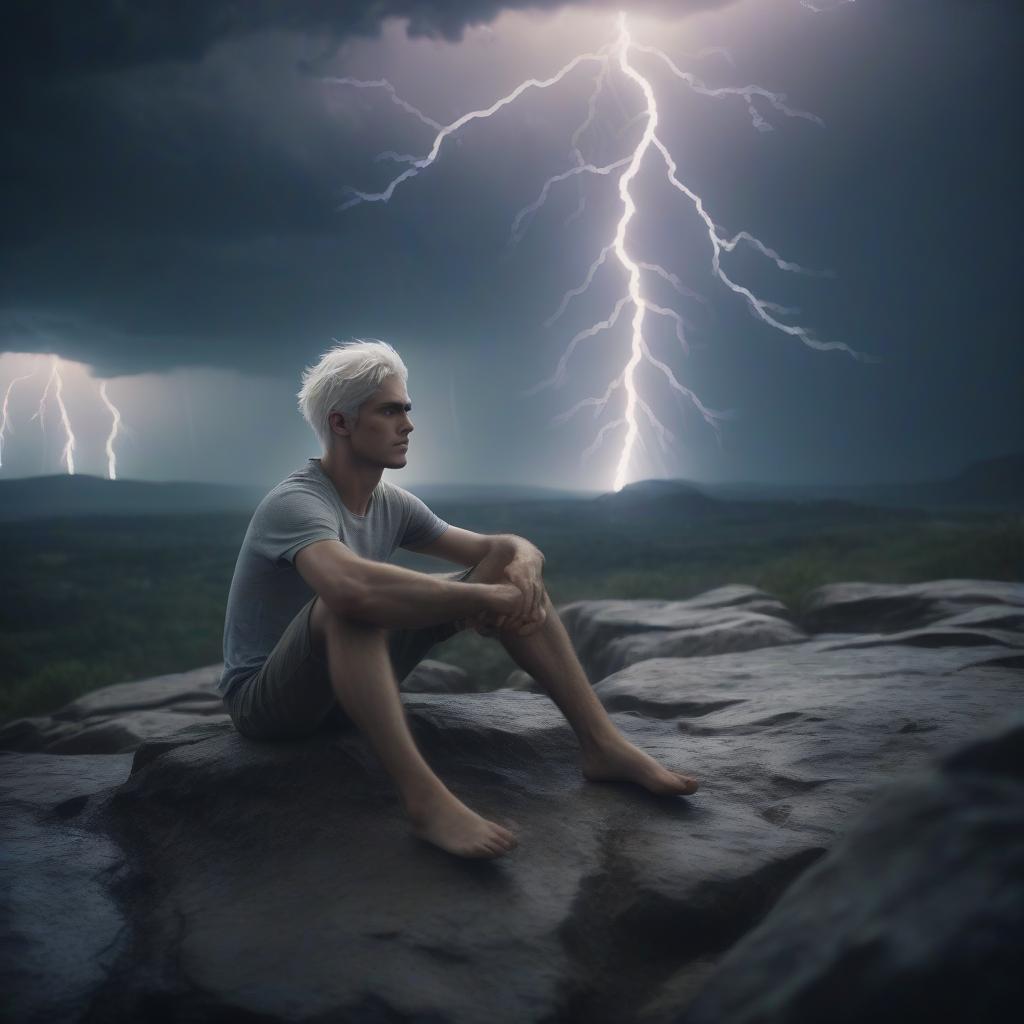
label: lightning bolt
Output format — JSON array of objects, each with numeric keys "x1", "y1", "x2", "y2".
[
  {"x1": 29, "y1": 356, "x2": 77, "y2": 474},
  {"x1": 98, "y1": 381, "x2": 122, "y2": 480},
  {"x1": 332, "y1": 10, "x2": 872, "y2": 490},
  {"x1": 32, "y1": 358, "x2": 57, "y2": 431},
  {"x1": 0, "y1": 371, "x2": 35, "y2": 468},
  {"x1": 323, "y1": 77, "x2": 444, "y2": 133},
  {"x1": 51, "y1": 357, "x2": 76, "y2": 474},
  {"x1": 336, "y1": 48, "x2": 609, "y2": 212}
]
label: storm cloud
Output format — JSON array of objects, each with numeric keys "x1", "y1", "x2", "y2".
[
  {"x1": 0, "y1": 0, "x2": 1020, "y2": 487},
  {"x1": 2, "y1": 0, "x2": 732, "y2": 77}
]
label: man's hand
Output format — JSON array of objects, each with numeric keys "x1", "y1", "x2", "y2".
[{"x1": 470, "y1": 542, "x2": 547, "y2": 637}]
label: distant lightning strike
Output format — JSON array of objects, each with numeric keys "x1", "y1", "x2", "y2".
[
  {"x1": 51, "y1": 357, "x2": 76, "y2": 475},
  {"x1": 0, "y1": 371, "x2": 35, "y2": 468},
  {"x1": 2, "y1": 354, "x2": 125, "y2": 478},
  {"x1": 333, "y1": 11, "x2": 870, "y2": 490},
  {"x1": 99, "y1": 382, "x2": 122, "y2": 480}
]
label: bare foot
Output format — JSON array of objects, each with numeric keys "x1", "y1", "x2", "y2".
[
  {"x1": 581, "y1": 737, "x2": 699, "y2": 796},
  {"x1": 407, "y1": 789, "x2": 518, "y2": 859}
]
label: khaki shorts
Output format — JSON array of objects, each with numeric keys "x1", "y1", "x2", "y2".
[{"x1": 224, "y1": 567, "x2": 474, "y2": 740}]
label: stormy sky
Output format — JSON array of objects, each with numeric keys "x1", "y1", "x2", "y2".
[{"x1": 1, "y1": 0, "x2": 1020, "y2": 491}]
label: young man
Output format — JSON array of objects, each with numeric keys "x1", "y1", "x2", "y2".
[{"x1": 220, "y1": 339, "x2": 698, "y2": 860}]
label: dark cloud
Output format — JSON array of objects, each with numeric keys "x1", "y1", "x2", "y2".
[
  {"x1": 2, "y1": 0, "x2": 728, "y2": 79},
  {"x1": 0, "y1": 0, "x2": 1020, "y2": 487}
]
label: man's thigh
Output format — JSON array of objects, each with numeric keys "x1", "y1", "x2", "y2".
[
  {"x1": 226, "y1": 595, "x2": 334, "y2": 740},
  {"x1": 228, "y1": 567, "x2": 475, "y2": 739},
  {"x1": 386, "y1": 565, "x2": 476, "y2": 682}
]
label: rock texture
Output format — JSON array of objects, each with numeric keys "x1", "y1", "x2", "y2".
[
  {"x1": 0, "y1": 665, "x2": 227, "y2": 755},
  {"x1": 558, "y1": 585, "x2": 803, "y2": 683},
  {"x1": 0, "y1": 661, "x2": 472, "y2": 755},
  {"x1": 401, "y1": 658, "x2": 474, "y2": 694},
  {"x1": 800, "y1": 579, "x2": 1024, "y2": 635},
  {"x1": 677, "y1": 720, "x2": 1024, "y2": 1024},
  {"x1": 1, "y1": 578, "x2": 1021, "y2": 1023}
]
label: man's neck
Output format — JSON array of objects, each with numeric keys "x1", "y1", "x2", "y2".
[{"x1": 317, "y1": 448, "x2": 383, "y2": 517}]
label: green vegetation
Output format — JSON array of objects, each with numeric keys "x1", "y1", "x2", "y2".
[{"x1": 1, "y1": 505, "x2": 1020, "y2": 725}]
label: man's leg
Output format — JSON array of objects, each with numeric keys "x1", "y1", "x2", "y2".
[
  {"x1": 308, "y1": 597, "x2": 518, "y2": 858},
  {"x1": 463, "y1": 548, "x2": 699, "y2": 796}
]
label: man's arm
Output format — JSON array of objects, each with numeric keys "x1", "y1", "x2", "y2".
[
  {"x1": 294, "y1": 539, "x2": 522, "y2": 629},
  {"x1": 408, "y1": 528, "x2": 546, "y2": 632}
]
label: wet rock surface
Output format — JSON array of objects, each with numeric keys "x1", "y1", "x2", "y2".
[{"x1": 1, "y1": 578, "x2": 1021, "y2": 1023}]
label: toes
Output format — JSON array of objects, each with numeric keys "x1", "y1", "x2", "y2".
[
  {"x1": 676, "y1": 773, "x2": 699, "y2": 794},
  {"x1": 492, "y1": 832, "x2": 515, "y2": 852}
]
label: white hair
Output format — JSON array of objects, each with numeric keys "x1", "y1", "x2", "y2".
[{"x1": 297, "y1": 339, "x2": 408, "y2": 449}]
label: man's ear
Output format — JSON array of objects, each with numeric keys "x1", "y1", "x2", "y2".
[{"x1": 328, "y1": 410, "x2": 352, "y2": 437}]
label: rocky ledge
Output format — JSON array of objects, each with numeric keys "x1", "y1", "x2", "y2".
[{"x1": 1, "y1": 579, "x2": 1022, "y2": 1023}]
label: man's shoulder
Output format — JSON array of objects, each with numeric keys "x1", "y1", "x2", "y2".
[
  {"x1": 377, "y1": 479, "x2": 432, "y2": 512},
  {"x1": 255, "y1": 462, "x2": 337, "y2": 517}
]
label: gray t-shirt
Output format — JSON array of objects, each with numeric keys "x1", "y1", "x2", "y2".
[{"x1": 219, "y1": 458, "x2": 449, "y2": 698}]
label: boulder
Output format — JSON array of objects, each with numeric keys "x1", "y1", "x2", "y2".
[
  {"x1": 559, "y1": 585, "x2": 801, "y2": 683},
  {"x1": 1, "y1": 584, "x2": 1021, "y2": 1022},
  {"x1": 677, "y1": 719, "x2": 1024, "y2": 1024},
  {"x1": 800, "y1": 579, "x2": 1024, "y2": 634},
  {"x1": 0, "y1": 665, "x2": 228, "y2": 754},
  {"x1": 503, "y1": 669, "x2": 541, "y2": 692},
  {"x1": 400, "y1": 658, "x2": 473, "y2": 693}
]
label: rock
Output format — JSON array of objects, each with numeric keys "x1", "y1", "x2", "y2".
[
  {"x1": 0, "y1": 664, "x2": 228, "y2": 754},
  {"x1": 503, "y1": 669, "x2": 541, "y2": 692},
  {"x1": 1, "y1": 583, "x2": 1021, "y2": 1022},
  {"x1": 801, "y1": 579, "x2": 1024, "y2": 635},
  {"x1": 400, "y1": 658, "x2": 473, "y2": 693},
  {"x1": 53, "y1": 664, "x2": 223, "y2": 720},
  {"x1": 559, "y1": 585, "x2": 801, "y2": 683},
  {"x1": 676, "y1": 718, "x2": 1024, "y2": 1024},
  {"x1": 0, "y1": 753, "x2": 135, "y2": 1024}
]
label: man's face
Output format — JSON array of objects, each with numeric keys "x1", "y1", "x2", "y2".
[{"x1": 337, "y1": 374, "x2": 414, "y2": 470}]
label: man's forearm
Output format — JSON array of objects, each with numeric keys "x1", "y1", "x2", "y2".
[{"x1": 343, "y1": 560, "x2": 495, "y2": 629}]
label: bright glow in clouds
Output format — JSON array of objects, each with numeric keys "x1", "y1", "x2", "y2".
[
  {"x1": 0, "y1": 354, "x2": 335, "y2": 485},
  {"x1": 332, "y1": 10, "x2": 872, "y2": 491}
]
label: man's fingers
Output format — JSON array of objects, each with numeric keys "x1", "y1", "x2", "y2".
[{"x1": 505, "y1": 568, "x2": 530, "y2": 619}]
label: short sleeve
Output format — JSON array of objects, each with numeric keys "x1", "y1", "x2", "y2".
[
  {"x1": 252, "y1": 485, "x2": 340, "y2": 565},
  {"x1": 399, "y1": 488, "x2": 449, "y2": 549}
]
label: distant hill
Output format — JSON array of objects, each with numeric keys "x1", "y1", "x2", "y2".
[
  {"x1": 591, "y1": 474, "x2": 918, "y2": 527},
  {"x1": 405, "y1": 483, "x2": 597, "y2": 504},
  {"x1": 595, "y1": 478, "x2": 718, "y2": 516},
  {"x1": 0, "y1": 475, "x2": 594, "y2": 522},
  {"x1": 702, "y1": 452, "x2": 1024, "y2": 510},
  {"x1": 0, "y1": 475, "x2": 266, "y2": 522},
  {"x1": 0, "y1": 452, "x2": 1018, "y2": 522}
]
